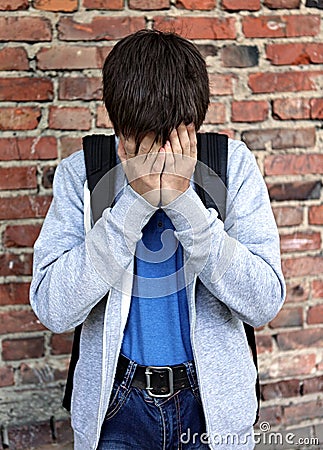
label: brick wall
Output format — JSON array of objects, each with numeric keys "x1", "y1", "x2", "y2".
[{"x1": 0, "y1": 0, "x2": 322, "y2": 448}]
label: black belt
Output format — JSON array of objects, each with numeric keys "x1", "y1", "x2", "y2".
[{"x1": 115, "y1": 354, "x2": 191, "y2": 398}]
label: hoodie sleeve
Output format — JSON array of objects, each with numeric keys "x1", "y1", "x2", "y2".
[
  {"x1": 162, "y1": 140, "x2": 286, "y2": 328},
  {"x1": 30, "y1": 152, "x2": 157, "y2": 333}
]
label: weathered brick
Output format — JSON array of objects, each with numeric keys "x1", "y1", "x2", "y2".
[
  {"x1": 0, "y1": 137, "x2": 57, "y2": 161},
  {"x1": 208, "y1": 73, "x2": 234, "y2": 96},
  {"x1": 312, "y1": 280, "x2": 323, "y2": 298},
  {"x1": 204, "y1": 102, "x2": 226, "y2": 124},
  {"x1": 58, "y1": 16, "x2": 145, "y2": 41},
  {"x1": 0, "y1": 167, "x2": 37, "y2": 190},
  {"x1": 257, "y1": 405, "x2": 283, "y2": 427},
  {"x1": 264, "y1": 0, "x2": 300, "y2": 7},
  {"x1": 310, "y1": 98, "x2": 323, "y2": 119},
  {"x1": 0, "y1": 282, "x2": 30, "y2": 306},
  {"x1": 307, "y1": 304, "x2": 323, "y2": 324},
  {"x1": 0, "y1": 0, "x2": 29, "y2": 9},
  {"x1": 0, "y1": 195, "x2": 52, "y2": 220},
  {"x1": 197, "y1": 44, "x2": 218, "y2": 58},
  {"x1": 0, "y1": 47, "x2": 29, "y2": 70},
  {"x1": 309, "y1": 205, "x2": 323, "y2": 225},
  {"x1": 280, "y1": 231, "x2": 321, "y2": 253},
  {"x1": 0, "y1": 253, "x2": 33, "y2": 277},
  {"x1": 242, "y1": 128, "x2": 315, "y2": 150},
  {"x1": 130, "y1": 0, "x2": 170, "y2": 9},
  {"x1": 248, "y1": 71, "x2": 320, "y2": 93},
  {"x1": 222, "y1": 0, "x2": 260, "y2": 10},
  {"x1": 42, "y1": 166, "x2": 56, "y2": 189},
  {"x1": 59, "y1": 77, "x2": 102, "y2": 100},
  {"x1": 303, "y1": 375, "x2": 323, "y2": 395},
  {"x1": 277, "y1": 329, "x2": 323, "y2": 350},
  {"x1": 49, "y1": 106, "x2": 91, "y2": 130},
  {"x1": 261, "y1": 379, "x2": 300, "y2": 401},
  {"x1": 3, "y1": 224, "x2": 41, "y2": 248},
  {"x1": 266, "y1": 353, "x2": 316, "y2": 378},
  {"x1": 232, "y1": 100, "x2": 268, "y2": 122},
  {"x1": 0, "y1": 310, "x2": 44, "y2": 334},
  {"x1": 0, "y1": 107, "x2": 41, "y2": 131},
  {"x1": 283, "y1": 400, "x2": 323, "y2": 425},
  {"x1": 242, "y1": 15, "x2": 320, "y2": 38},
  {"x1": 306, "y1": 0, "x2": 323, "y2": 9},
  {"x1": 50, "y1": 333, "x2": 73, "y2": 355},
  {"x1": 7, "y1": 422, "x2": 53, "y2": 449},
  {"x1": 2, "y1": 337, "x2": 45, "y2": 360},
  {"x1": 0, "y1": 366, "x2": 14, "y2": 387},
  {"x1": 0, "y1": 77, "x2": 53, "y2": 102},
  {"x1": 154, "y1": 16, "x2": 236, "y2": 39},
  {"x1": 221, "y1": 45, "x2": 258, "y2": 68},
  {"x1": 282, "y1": 256, "x2": 323, "y2": 278},
  {"x1": 20, "y1": 359, "x2": 69, "y2": 384},
  {"x1": 255, "y1": 334, "x2": 273, "y2": 353},
  {"x1": 265, "y1": 154, "x2": 323, "y2": 175},
  {"x1": 96, "y1": 105, "x2": 113, "y2": 128},
  {"x1": 33, "y1": 0, "x2": 78, "y2": 11},
  {"x1": 36, "y1": 46, "x2": 107, "y2": 70},
  {"x1": 268, "y1": 181, "x2": 321, "y2": 201},
  {"x1": 273, "y1": 98, "x2": 311, "y2": 120},
  {"x1": 285, "y1": 280, "x2": 309, "y2": 303},
  {"x1": 55, "y1": 418, "x2": 74, "y2": 445},
  {"x1": 269, "y1": 307, "x2": 303, "y2": 328},
  {"x1": 267, "y1": 43, "x2": 323, "y2": 65},
  {"x1": 83, "y1": 0, "x2": 123, "y2": 8},
  {"x1": 0, "y1": 16, "x2": 52, "y2": 42},
  {"x1": 60, "y1": 136, "x2": 83, "y2": 158},
  {"x1": 176, "y1": 0, "x2": 215, "y2": 9},
  {"x1": 273, "y1": 206, "x2": 303, "y2": 227}
]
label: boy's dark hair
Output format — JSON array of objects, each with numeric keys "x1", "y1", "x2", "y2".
[{"x1": 102, "y1": 29, "x2": 210, "y2": 148}]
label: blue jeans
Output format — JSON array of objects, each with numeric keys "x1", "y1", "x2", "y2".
[{"x1": 98, "y1": 358, "x2": 210, "y2": 449}]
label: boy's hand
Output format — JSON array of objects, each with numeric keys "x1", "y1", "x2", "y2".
[
  {"x1": 161, "y1": 123, "x2": 197, "y2": 206},
  {"x1": 118, "y1": 133, "x2": 165, "y2": 207}
]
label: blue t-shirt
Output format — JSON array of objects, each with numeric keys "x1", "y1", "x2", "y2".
[{"x1": 121, "y1": 208, "x2": 193, "y2": 366}]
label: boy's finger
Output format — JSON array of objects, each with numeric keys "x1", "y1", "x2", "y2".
[
  {"x1": 169, "y1": 129, "x2": 182, "y2": 155},
  {"x1": 152, "y1": 147, "x2": 165, "y2": 173},
  {"x1": 123, "y1": 137, "x2": 136, "y2": 159},
  {"x1": 187, "y1": 123, "x2": 197, "y2": 158},
  {"x1": 164, "y1": 140, "x2": 174, "y2": 172},
  {"x1": 138, "y1": 132, "x2": 157, "y2": 156},
  {"x1": 117, "y1": 139, "x2": 127, "y2": 162},
  {"x1": 177, "y1": 123, "x2": 190, "y2": 158}
]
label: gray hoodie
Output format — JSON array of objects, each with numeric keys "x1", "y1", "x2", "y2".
[{"x1": 30, "y1": 138, "x2": 285, "y2": 450}]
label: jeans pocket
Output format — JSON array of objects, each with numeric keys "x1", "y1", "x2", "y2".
[
  {"x1": 105, "y1": 382, "x2": 131, "y2": 421},
  {"x1": 191, "y1": 386, "x2": 203, "y2": 407}
]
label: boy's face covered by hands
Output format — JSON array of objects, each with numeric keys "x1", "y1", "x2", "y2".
[{"x1": 118, "y1": 123, "x2": 197, "y2": 207}]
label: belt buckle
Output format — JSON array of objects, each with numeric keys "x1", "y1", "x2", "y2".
[{"x1": 145, "y1": 366, "x2": 174, "y2": 398}]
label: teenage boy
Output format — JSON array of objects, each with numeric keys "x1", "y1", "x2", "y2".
[{"x1": 30, "y1": 30, "x2": 285, "y2": 450}]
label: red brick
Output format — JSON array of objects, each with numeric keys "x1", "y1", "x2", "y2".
[
  {"x1": 42, "y1": 166, "x2": 56, "y2": 189},
  {"x1": 285, "y1": 280, "x2": 309, "y2": 303},
  {"x1": 312, "y1": 280, "x2": 323, "y2": 298},
  {"x1": 221, "y1": 45, "x2": 259, "y2": 68},
  {"x1": 83, "y1": 0, "x2": 123, "y2": 8},
  {"x1": 267, "y1": 43, "x2": 323, "y2": 65},
  {"x1": 242, "y1": 127, "x2": 315, "y2": 150},
  {"x1": 36, "y1": 46, "x2": 106, "y2": 70},
  {"x1": 265, "y1": 154, "x2": 323, "y2": 175},
  {"x1": 303, "y1": 375, "x2": 323, "y2": 395},
  {"x1": 0, "y1": 137, "x2": 57, "y2": 161},
  {"x1": 0, "y1": 310, "x2": 44, "y2": 334},
  {"x1": 55, "y1": 418, "x2": 73, "y2": 445},
  {"x1": 7, "y1": 422, "x2": 53, "y2": 449},
  {"x1": 2, "y1": 337, "x2": 45, "y2": 360},
  {"x1": 0, "y1": 47, "x2": 29, "y2": 70},
  {"x1": 264, "y1": 0, "x2": 300, "y2": 7},
  {"x1": 129, "y1": 0, "x2": 170, "y2": 9},
  {"x1": 96, "y1": 105, "x2": 113, "y2": 128},
  {"x1": 269, "y1": 307, "x2": 303, "y2": 328},
  {"x1": 231, "y1": 100, "x2": 268, "y2": 122},
  {"x1": 257, "y1": 406, "x2": 282, "y2": 427},
  {"x1": 58, "y1": 16, "x2": 145, "y2": 41},
  {"x1": 222, "y1": 0, "x2": 260, "y2": 10},
  {"x1": 50, "y1": 333, "x2": 73, "y2": 355},
  {"x1": 311, "y1": 98, "x2": 323, "y2": 119},
  {"x1": 60, "y1": 136, "x2": 83, "y2": 158},
  {"x1": 176, "y1": 0, "x2": 215, "y2": 9},
  {"x1": 0, "y1": 195, "x2": 52, "y2": 220},
  {"x1": 261, "y1": 379, "x2": 300, "y2": 400},
  {"x1": 49, "y1": 106, "x2": 91, "y2": 130},
  {"x1": 0, "y1": 283, "x2": 30, "y2": 306},
  {"x1": 307, "y1": 304, "x2": 323, "y2": 324},
  {"x1": 0, "y1": 16, "x2": 52, "y2": 42},
  {"x1": 0, "y1": 167, "x2": 37, "y2": 190},
  {"x1": 242, "y1": 15, "x2": 320, "y2": 38},
  {"x1": 0, "y1": 107, "x2": 41, "y2": 130},
  {"x1": 0, "y1": 366, "x2": 14, "y2": 387},
  {"x1": 280, "y1": 231, "x2": 321, "y2": 253},
  {"x1": 248, "y1": 71, "x2": 320, "y2": 93},
  {"x1": 154, "y1": 16, "x2": 236, "y2": 40},
  {"x1": 273, "y1": 98, "x2": 311, "y2": 120},
  {"x1": 0, "y1": 253, "x2": 33, "y2": 277},
  {"x1": 269, "y1": 180, "x2": 321, "y2": 201},
  {"x1": 283, "y1": 400, "x2": 323, "y2": 425},
  {"x1": 20, "y1": 360, "x2": 69, "y2": 384},
  {"x1": 0, "y1": 0, "x2": 29, "y2": 9},
  {"x1": 59, "y1": 77, "x2": 102, "y2": 100},
  {"x1": 0, "y1": 77, "x2": 53, "y2": 102},
  {"x1": 3, "y1": 224, "x2": 41, "y2": 248},
  {"x1": 209, "y1": 74, "x2": 234, "y2": 96},
  {"x1": 266, "y1": 353, "x2": 316, "y2": 378},
  {"x1": 33, "y1": 0, "x2": 78, "y2": 11},
  {"x1": 204, "y1": 102, "x2": 226, "y2": 124},
  {"x1": 273, "y1": 206, "x2": 303, "y2": 227},
  {"x1": 282, "y1": 256, "x2": 323, "y2": 278},
  {"x1": 277, "y1": 329, "x2": 322, "y2": 350},
  {"x1": 309, "y1": 205, "x2": 323, "y2": 225},
  {"x1": 255, "y1": 334, "x2": 273, "y2": 353}
]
